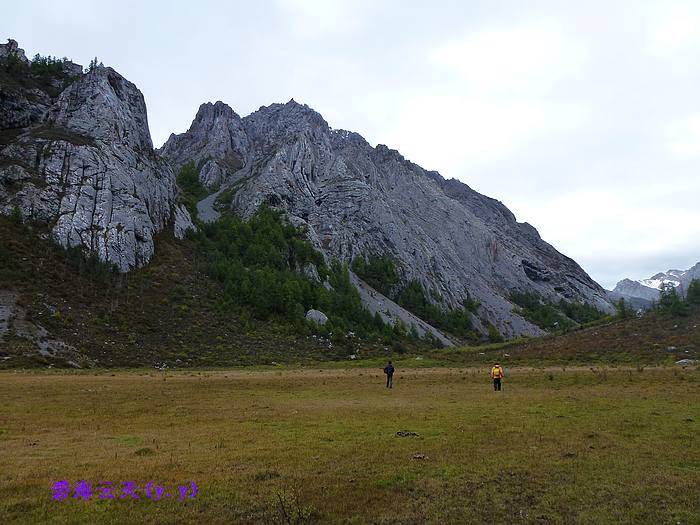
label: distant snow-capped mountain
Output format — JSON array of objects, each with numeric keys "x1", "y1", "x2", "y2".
[
  {"x1": 638, "y1": 270, "x2": 685, "y2": 290},
  {"x1": 609, "y1": 262, "x2": 700, "y2": 306}
]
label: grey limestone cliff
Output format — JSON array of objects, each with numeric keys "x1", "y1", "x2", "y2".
[
  {"x1": 0, "y1": 41, "x2": 191, "y2": 270},
  {"x1": 161, "y1": 99, "x2": 613, "y2": 337}
]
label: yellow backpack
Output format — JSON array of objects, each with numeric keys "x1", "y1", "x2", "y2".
[{"x1": 492, "y1": 366, "x2": 503, "y2": 378}]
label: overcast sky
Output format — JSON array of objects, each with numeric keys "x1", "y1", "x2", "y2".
[{"x1": 5, "y1": 0, "x2": 700, "y2": 288}]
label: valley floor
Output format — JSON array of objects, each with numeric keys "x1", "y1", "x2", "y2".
[{"x1": 1, "y1": 366, "x2": 698, "y2": 524}]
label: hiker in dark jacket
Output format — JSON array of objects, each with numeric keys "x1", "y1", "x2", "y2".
[{"x1": 383, "y1": 361, "x2": 395, "y2": 388}]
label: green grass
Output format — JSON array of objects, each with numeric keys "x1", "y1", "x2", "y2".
[{"x1": 0, "y1": 367, "x2": 698, "y2": 523}]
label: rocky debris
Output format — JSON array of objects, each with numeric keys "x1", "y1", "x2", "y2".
[
  {"x1": 412, "y1": 453, "x2": 428, "y2": 460},
  {"x1": 196, "y1": 186, "x2": 223, "y2": 223},
  {"x1": 675, "y1": 359, "x2": 696, "y2": 365},
  {"x1": 162, "y1": 99, "x2": 613, "y2": 337},
  {"x1": 350, "y1": 271, "x2": 455, "y2": 346},
  {"x1": 0, "y1": 46, "x2": 185, "y2": 271},
  {"x1": 0, "y1": 290, "x2": 92, "y2": 367},
  {"x1": 396, "y1": 431, "x2": 420, "y2": 437},
  {"x1": 173, "y1": 204, "x2": 196, "y2": 239},
  {"x1": 305, "y1": 309, "x2": 328, "y2": 325}
]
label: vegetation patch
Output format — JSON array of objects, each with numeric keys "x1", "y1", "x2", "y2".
[
  {"x1": 352, "y1": 255, "x2": 481, "y2": 342},
  {"x1": 194, "y1": 207, "x2": 411, "y2": 342},
  {"x1": 0, "y1": 52, "x2": 80, "y2": 97},
  {"x1": 0, "y1": 215, "x2": 431, "y2": 368},
  {"x1": 510, "y1": 291, "x2": 608, "y2": 332},
  {"x1": 176, "y1": 161, "x2": 209, "y2": 219},
  {"x1": 351, "y1": 255, "x2": 399, "y2": 296}
]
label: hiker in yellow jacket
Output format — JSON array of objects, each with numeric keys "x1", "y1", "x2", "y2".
[{"x1": 491, "y1": 362, "x2": 505, "y2": 391}]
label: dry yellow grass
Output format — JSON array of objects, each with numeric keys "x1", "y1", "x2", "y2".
[{"x1": 1, "y1": 366, "x2": 699, "y2": 524}]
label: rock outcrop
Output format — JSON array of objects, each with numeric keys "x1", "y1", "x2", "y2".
[
  {"x1": 162, "y1": 100, "x2": 613, "y2": 337},
  {"x1": 158, "y1": 101, "x2": 249, "y2": 189},
  {"x1": 305, "y1": 309, "x2": 329, "y2": 326},
  {"x1": 0, "y1": 39, "x2": 27, "y2": 62},
  {"x1": 0, "y1": 44, "x2": 189, "y2": 271}
]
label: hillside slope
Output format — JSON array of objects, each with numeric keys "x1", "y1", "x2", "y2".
[
  {"x1": 432, "y1": 308, "x2": 700, "y2": 366},
  {"x1": 0, "y1": 217, "x2": 433, "y2": 368},
  {"x1": 161, "y1": 101, "x2": 613, "y2": 338},
  {"x1": 2, "y1": 39, "x2": 613, "y2": 348}
]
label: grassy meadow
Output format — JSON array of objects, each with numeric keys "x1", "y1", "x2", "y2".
[{"x1": 1, "y1": 366, "x2": 699, "y2": 524}]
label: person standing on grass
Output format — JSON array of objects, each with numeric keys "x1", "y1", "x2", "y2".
[
  {"x1": 383, "y1": 360, "x2": 395, "y2": 389},
  {"x1": 491, "y1": 362, "x2": 504, "y2": 391}
]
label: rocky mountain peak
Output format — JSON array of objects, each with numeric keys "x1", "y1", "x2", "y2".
[
  {"x1": 45, "y1": 66, "x2": 154, "y2": 150},
  {"x1": 0, "y1": 44, "x2": 190, "y2": 271},
  {"x1": 192, "y1": 100, "x2": 241, "y2": 126},
  {"x1": 244, "y1": 99, "x2": 330, "y2": 143},
  {"x1": 158, "y1": 100, "x2": 249, "y2": 188},
  {"x1": 161, "y1": 99, "x2": 613, "y2": 337}
]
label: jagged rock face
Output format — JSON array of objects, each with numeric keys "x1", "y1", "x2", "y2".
[
  {"x1": 0, "y1": 61, "x2": 185, "y2": 271},
  {"x1": 173, "y1": 204, "x2": 195, "y2": 240},
  {"x1": 0, "y1": 39, "x2": 28, "y2": 62},
  {"x1": 162, "y1": 100, "x2": 613, "y2": 336},
  {"x1": 158, "y1": 101, "x2": 249, "y2": 189}
]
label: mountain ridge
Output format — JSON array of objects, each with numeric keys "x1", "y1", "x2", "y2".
[
  {"x1": 160, "y1": 98, "x2": 613, "y2": 336},
  {"x1": 610, "y1": 262, "x2": 700, "y2": 305},
  {"x1": 2, "y1": 39, "x2": 612, "y2": 344}
]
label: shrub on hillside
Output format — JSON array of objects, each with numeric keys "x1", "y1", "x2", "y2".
[
  {"x1": 657, "y1": 282, "x2": 689, "y2": 316},
  {"x1": 510, "y1": 291, "x2": 606, "y2": 331},
  {"x1": 351, "y1": 255, "x2": 399, "y2": 296},
  {"x1": 687, "y1": 279, "x2": 700, "y2": 306}
]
